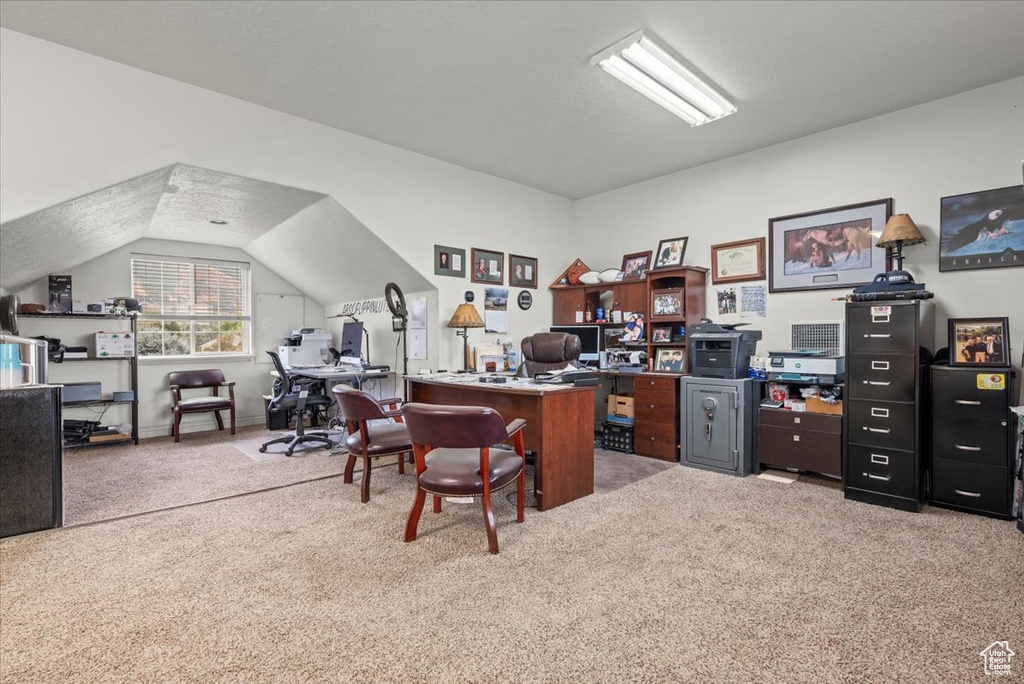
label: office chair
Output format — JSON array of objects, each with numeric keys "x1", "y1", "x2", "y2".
[
  {"x1": 168, "y1": 369, "x2": 236, "y2": 442},
  {"x1": 260, "y1": 350, "x2": 334, "y2": 456},
  {"x1": 517, "y1": 332, "x2": 582, "y2": 378},
  {"x1": 331, "y1": 386, "x2": 412, "y2": 503}
]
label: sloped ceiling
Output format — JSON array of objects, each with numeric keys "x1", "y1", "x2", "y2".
[{"x1": 0, "y1": 164, "x2": 432, "y2": 304}]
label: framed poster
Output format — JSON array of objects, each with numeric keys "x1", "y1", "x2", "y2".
[
  {"x1": 434, "y1": 245, "x2": 466, "y2": 278},
  {"x1": 711, "y1": 237, "x2": 765, "y2": 284},
  {"x1": 471, "y1": 248, "x2": 504, "y2": 285},
  {"x1": 509, "y1": 254, "x2": 538, "y2": 289},
  {"x1": 939, "y1": 185, "x2": 1024, "y2": 272}
]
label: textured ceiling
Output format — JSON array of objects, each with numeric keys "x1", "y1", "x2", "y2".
[{"x1": 1, "y1": 1, "x2": 1022, "y2": 199}]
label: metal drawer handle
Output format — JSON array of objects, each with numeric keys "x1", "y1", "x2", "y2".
[
  {"x1": 954, "y1": 489, "x2": 982, "y2": 498},
  {"x1": 954, "y1": 444, "x2": 981, "y2": 452},
  {"x1": 649, "y1": 404, "x2": 656, "y2": 409},
  {"x1": 871, "y1": 361, "x2": 890, "y2": 370},
  {"x1": 866, "y1": 381, "x2": 891, "y2": 386},
  {"x1": 870, "y1": 454, "x2": 889, "y2": 465},
  {"x1": 866, "y1": 427, "x2": 891, "y2": 434},
  {"x1": 870, "y1": 407, "x2": 889, "y2": 418},
  {"x1": 793, "y1": 435, "x2": 800, "y2": 442},
  {"x1": 865, "y1": 334, "x2": 891, "y2": 338},
  {"x1": 954, "y1": 400, "x2": 981, "y2": 406},
  {"x1": 866, "y1": 473, "x2": 891, "y2": 481}
]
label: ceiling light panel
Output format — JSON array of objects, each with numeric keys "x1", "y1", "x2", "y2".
[{"x1": 592, "y1": 30, "x2": 736, "y2": 126}]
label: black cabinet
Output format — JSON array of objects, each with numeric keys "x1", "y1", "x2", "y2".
[
  {"x1": 929, "y1": 365, "x2": 1017, "y2": 519},
  {"x1": 0, "y1": 385, "x2": 63, "y2": 537},
  {"x1": 843, "y1": 300, "x2": 934, "y2": 512}
]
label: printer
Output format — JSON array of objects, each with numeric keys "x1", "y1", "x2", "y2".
[
  {"x1": 688, "y1": 319, "x2": 762, "y2": 379},
  {"x1": 278, "y1": 328, "x2": 333, "y2": 367},
  {"x1": 768, "y1": 350, "x2": 845, "y2": 383}
]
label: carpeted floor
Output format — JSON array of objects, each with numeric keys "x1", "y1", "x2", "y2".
[{"x1": 2, "y1": 459, "x2": 1021, "y2": 683}]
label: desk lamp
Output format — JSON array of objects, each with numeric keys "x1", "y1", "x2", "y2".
[
  {"x1": 447, "y1": 296, "x2": 484, "y2": 372},
  {"x1": 875, "y1": 214, "x2": 926, "y2": 290}
]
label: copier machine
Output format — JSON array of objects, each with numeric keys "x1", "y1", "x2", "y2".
[{"x1": 278, "y1": 328, "x2": 333, "y2": 367}]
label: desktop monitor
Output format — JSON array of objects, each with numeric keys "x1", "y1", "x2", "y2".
[
  {"x1": 549, "y1": 325, "x2": 600, "y2": 364},
  {"x1": 340, "y1": 321, "x2": 364, "y2": 359}
]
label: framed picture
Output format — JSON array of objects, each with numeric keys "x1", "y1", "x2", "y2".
[
  {"x1": 622, "y1": 313, "x2": 645, "y2": 342},
  {"x1": 939, "y1": 185, "x2": 1024, "y2": 272},
  {"x1": 650, "y1": 288, "x2": 684, "y2": 320},
  {"x1": 620, "y1": 251, "x2": 652, "y2": 281},
  {"x1": 471, "y1": 248, "x2": 504, "y2": 285},
  {"x1": 651, "y1": 326, "x2": 672, "y2": 343},
  {"x1": 711, "y1": 237, "x2": 765, "y2": 284},
  {"x1": 603, "y1": 327, "x2": 626, "y2": 349},
  {"x1": 768, "y1": 198, "x2": 892, "y2": 293},
  {"x1": 434, "y1": 244, "x2": 466, "y2": 278},
  {"x1": 652, "y1": 237, "x2": 688, "y2": 270},
  {"x1": 654, "y1": 348, "x2": 685, "y2": 373},
  {"x1": 509, "y1": 254, "x2": 538, "y2": 289},
  {"x1": 948, "y1": 317, "x2": 1010, "y2": 367}
]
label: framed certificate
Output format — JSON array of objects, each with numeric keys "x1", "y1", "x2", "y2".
[{"x1": 711, "y1": 237, "x2": 765, "y2": 284}]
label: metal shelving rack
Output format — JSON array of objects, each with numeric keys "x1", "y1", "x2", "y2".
[{"x1": 20, "y1": 313, "x2": 139, "y2": 447}]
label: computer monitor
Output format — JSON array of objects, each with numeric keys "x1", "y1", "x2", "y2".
[
  {"x1": 340, "y1": 321, "x2": 364, "y2": 360},
  {"x1": 549, "y1": 325, "x2": 600, "y2": 364}
]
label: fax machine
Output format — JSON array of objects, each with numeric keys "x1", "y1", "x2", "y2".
[
  {"x1": 279, "y1": 328, "x2": 333, "y2": 367},
  {"x1": 768, "y1": 349, "x2": 845, "y2": 383}
]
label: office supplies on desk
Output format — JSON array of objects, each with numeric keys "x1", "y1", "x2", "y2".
[{"x1": 279, "y1": 328, "x2": 332, "y2": 367}]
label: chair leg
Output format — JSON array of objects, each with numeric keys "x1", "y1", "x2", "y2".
[
  {"x1": 405, "y1": 488, "x2": 426, "y2": 542},
  {"x1": 433, "y1": 496, "x2": 442, "y2": 514},
  {"x1": 214, "y1": 410, "x2": 225, "y2": 431},
  {"x1": 482, "y1": 490, "x2": 499, "y2": 554},
  {"x1": 230, "y1": 404, "x2": 236, "y2": 435},
  {"x1": 173, "y1": 413, "x2": 181, "y2": 442},
  {"x1": 360, "y1": 454, "x2": 372, "y2": 503},
  {"x1": 344, "y1": 454, "x2": 357, "y2": 483},
  {"x1": 516, "y1": 468, "x2": 526, "y2": 523},
  {"x1": 397, "y1": 451, "x2": 406, "y2": 475}
]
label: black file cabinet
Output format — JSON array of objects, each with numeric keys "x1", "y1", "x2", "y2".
[
  {"x1": 929, "y1": 365, "x2": 1017, "y2": 519},
  {"x1": 843, "y1": 300, "x2": 934, "y2": 512}
]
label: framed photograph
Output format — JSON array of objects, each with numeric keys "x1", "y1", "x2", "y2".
[
  {"x1": 652, "y1": 237, "x2": 688, "y2": 270},
  {"x1": 471, "y1": 248, "x2": 504, "y2": 285},
  {"x1": 603, "y1": 327, "x2": 626, "y2": 350},
  {"x1": 948, "y1": 317, "x2": 1010, "y2": 367},
  {"x1": 434, "y1": 244, "x2": 466, "y2": 278},
  {"x1": 650, "y1": 288, "x2": 684, "y2": 320},
  {"x1": 768, "y1": 198, "x2": 892, "y2": 293},
  {"x1": 654, "y1": 348, "x2": 686, "y2": 373},
  {"x1": 711, "y1": 237, "x2": 765, "y2": 284},
  {"x1": 651, "y1": 326, "x2": 672, "y2": 343},
  {"x1": 508, "y1": 254, "x2": 538, "y2": 289},
  {"x1": 622, "y1": 313, "x2": 645, "y2": 342},
  {"x1": 939, "y1": 185, "x2": 1024, "y2": 272},
  {"x1": 620, "y1": 251, "x2": 652, "y2": 281}
]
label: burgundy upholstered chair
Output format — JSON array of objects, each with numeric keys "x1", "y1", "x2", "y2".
[
  {"x1": 517, "y1": 332, "x2": 581, "y2": 378},
  {"x1": 168, "y1": 369, "x2": 235, "y2": 442},
  {"x1": 331, "y1": 386, "x2": 411, "y2": 503},
  {"x1": 402, "y1": 402, "x2": 526, "y2": 554}
]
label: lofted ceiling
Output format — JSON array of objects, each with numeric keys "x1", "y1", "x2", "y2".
[
  {"x1": 0, "y1": 165, "x2": 432, "y2": 304},
  {"x1": 1, "y1": 1, "x2": 1022, "y2": 199}
]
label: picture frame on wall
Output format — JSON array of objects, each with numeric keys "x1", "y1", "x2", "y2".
[
  {"x1": 768, "y1": 198, "x2": 892, "y2": 293},
  {"x1": 471, "y1": 248, "x2": 505, "y2": 285},
  {"x1": 508, "y1": 254, "x2": 538, "y2": 289},
  {"x1": 434, "y1": 245, "x2": 466, "y2": 278},
  {"x1": 939, "y1": 185, "x2": 1024, "y2": 272},
  {"x1": 620, "y1": 251, "x2": 652, "y2": 281},
  {"x1": 652, "y1": 237, "x2": 688, "y2": 270},
  {"x1": 711, "y1": 237, "x2": 766, "y2": 284},
  {"x1": 948, "y1": 317, "x2": 1010, "y2": 367}
]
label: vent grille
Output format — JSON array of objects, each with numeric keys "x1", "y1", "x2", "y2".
[{"x1": 791, "y1": 321, "x2": 844, "y2": 356}]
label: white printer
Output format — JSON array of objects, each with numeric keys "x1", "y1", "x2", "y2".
[
  {"x1": 768, "y1": 349, "x2": 845, "y2": 383},
  {"x1": 278, "y1": 328, "x2": 333, "y2": 367}
]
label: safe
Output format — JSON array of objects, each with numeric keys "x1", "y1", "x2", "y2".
[{"x1": 680, "y1": 377, "x2": 755, "y2": 476}]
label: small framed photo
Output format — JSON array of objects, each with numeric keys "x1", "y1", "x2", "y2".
[
  {"x1": 622, "y1": 312, "x2": 645, "y2": 342},
  {"x1": 651, "y1": 326, "x2": 672, "y2": 343},
  {"x1": 654, "y1": 348, "x2": 686, "y2": 373},
  {"x1": 434, "y1": 244, "x2": 466, "y2": 278},
  {"x1": 652, "y1": 237, "x2": 688, "y2": 270},
  {"x1": 509, "y1": 254, "x2": 538, "y2": 289},
  {"x1": 471, "y1": 248, "x2": 505, "y2": 285},
  {"x1": 650, "y1": 288, "x2": 684, "y2": 320},
  {"x1": 620, "y1": 251, "x2": 652, "y2": 281},
  {"x1": 603, "y1": 327, "x2": 626, "y2": 349},
  {"x1": 948, "y1": 317, "x2": 1010, "y2": 367},
  {"x1": 711, "y1": 237, "x2": 766, "y2": 284}
]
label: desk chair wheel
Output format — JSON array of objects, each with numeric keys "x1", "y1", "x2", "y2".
[{"x1": 259, "y1": 446, "x2": 267, "y2": 453}]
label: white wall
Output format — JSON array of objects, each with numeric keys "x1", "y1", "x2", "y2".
[
  {"x1": 14, "y1": 238, "x2": 321, "y2": 437},
  {"x1": 575, "y1": 78, "x2": 1024, "y2": 358}
]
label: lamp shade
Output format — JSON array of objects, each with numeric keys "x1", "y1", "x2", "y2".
[
  {"x1": 447, "y1": 303, "x2": 484, "y2": 329},
  {"x1": 877, "y1": 214, "x2": 925, "y2": 249}
]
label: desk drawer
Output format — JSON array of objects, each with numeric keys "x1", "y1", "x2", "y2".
[
  {"x1": 845, "y1": 444, "x2": 916, "y2": 500},
  {"x1": 847, "y1": 399, "x2": 915, "y2": 451},
  {"x1": 847, "y1": 303, "x2": 919, "y2": 353},
  {"x1": 931, "y1": 458, "x2": 1009, "y2": 516},
  {"x1": 758, "y1": 425, "x2": 841, "y2": 477},
  {"x1": 634, "y1": 390, "x2": 677, "y2": 425},
  {"x1": 634, "y1": 422, "x2": 678, "y2": 461},
  {"x1": 847, "y1": 355, "x2": 916, "y2": 401},
  {"x1": 931, "y1": 416, "x2": 1009, "y2": 466},
  {"x1": 931, "y1": 367, "x2": 1010, "y2": 418},
  {"x1": 759, "y1": 407, "x2": 840, "y2": 434},
  {"x1": 636, "y1": 375, "x2": 677, "y2": 393}
]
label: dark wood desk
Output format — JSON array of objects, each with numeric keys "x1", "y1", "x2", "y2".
[{"x1": 405, "y1": 376, "x2": 596, "y2": 511}]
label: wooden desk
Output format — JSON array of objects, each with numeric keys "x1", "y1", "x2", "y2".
[{"x1": 405, "y1": 376, "x2": 596, "y2": 511}]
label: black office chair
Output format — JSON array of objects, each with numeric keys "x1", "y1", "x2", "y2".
[{"x1": 260, "y1": 350, "x2": 335, "y2": 456}]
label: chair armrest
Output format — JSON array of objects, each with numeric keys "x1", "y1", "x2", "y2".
[
  {"x1": 383, "y1": 409, "x2": 404, "y2": 420},
  {"x1": 377, "y1": 396, "x2": 403, "y2": 408},
  {"x1": 505, "y1": 418, "x2": 527, "y2": 438},
  {"x1": 169, "y1": 385, "x2": 182, "y2": 406},
  {"x1": 219, "y1": 382, "x2": 235, "y2": 387}
]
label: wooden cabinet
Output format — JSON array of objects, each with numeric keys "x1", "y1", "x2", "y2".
[
  {"x1": 644, "y1": 267, "x2": 708, "y2": 373},
  {"x1": 633, "y1": 374, "x2": 678, "y2": 461},
  {"x1": 552, "y1": 288, "x2": 589, "y2": 325},
  {"x1": 758, "y1": 408, "x2": 841, "y2": 477}
]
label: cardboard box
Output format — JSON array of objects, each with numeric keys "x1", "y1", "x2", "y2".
[
  {"x1": 806, "y1": 396, "x2": 842, "y2": 415},
  {"x1": 607, "y1": 393, "x2": 635, "y2": 424},
  {"x1": 95, "y1": 332, "x2": 135, "y2": 358}
]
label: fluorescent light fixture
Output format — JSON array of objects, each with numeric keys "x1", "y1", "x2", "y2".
[{"x1": 591, "y1": 30, "x2": 736, "y2": 126}]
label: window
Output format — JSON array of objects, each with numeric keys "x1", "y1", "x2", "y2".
[{"x1": 131, "y1": 255, "x2": 251, "y2": 358}]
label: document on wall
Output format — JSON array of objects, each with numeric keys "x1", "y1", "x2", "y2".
[
  {"x1": 409, "y1": 296, "x2": 427, "y2": 329},
  {"x1": 740, "y1": 285, "x2": 767, "y2": 318},
  {"x1": 410, "y1": 328, "x2": 427, "y2": 360},
  {"x1": 484, "y1": 286, "x2": 509, "y2": 333},
  {"x1": 485, "y1": 310, "x2": 509, "y2": 333}
]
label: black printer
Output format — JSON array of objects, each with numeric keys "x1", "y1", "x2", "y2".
[{"x1": 688, "y1": 319, "x2": 762, "y2": 379}]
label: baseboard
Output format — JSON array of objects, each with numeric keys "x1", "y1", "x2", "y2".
[{"x1": 138, "y1": 416, "x2": 266, "y2": 440}]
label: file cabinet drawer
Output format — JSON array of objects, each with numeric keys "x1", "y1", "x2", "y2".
[
  {"x1": 845, "y1": 444, "x2": 916, "y2": 500},
  {"x1": 931, "y1": 416, "x2": 1009, "y2": 466},
  {"x1": 931, "y1": 458, "x2": 1009, "y2": 517},
  {"x1": 636, "y1": 375, "x2": 676, "y2": 393},
  {"x1": 931, "y1": 367, "x2": 1011, "y2": 418},
  {"x1": 634, "y1": 423, "x2": 678, "y2": 461},
  {"x1": 758, "y1": 407, "x2": 841, "y2": 434},
  {"x1": 847, "y1": 355, "x2": 916, "y2": 401},
  {"x1": 633, "y1": 394, "x2": 676, "y2": 425},
  {"x1": 847, "y1": 399, "x2": 915, "y2": 451},
  {"x1": 847, "y1": 304, "x2": 919, "y2": 353}
]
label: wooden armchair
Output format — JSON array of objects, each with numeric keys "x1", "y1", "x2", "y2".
[
  {"x1": 331, "y1": 387, "x2": 411, "y2": 503},
  {"x1": 168, "y1": 369, "x2": 236, "y2": 442}
]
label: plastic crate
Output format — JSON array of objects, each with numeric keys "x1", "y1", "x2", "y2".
[{"x1": 601, "y1": 421, "x2": 634, "y2": 454}]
